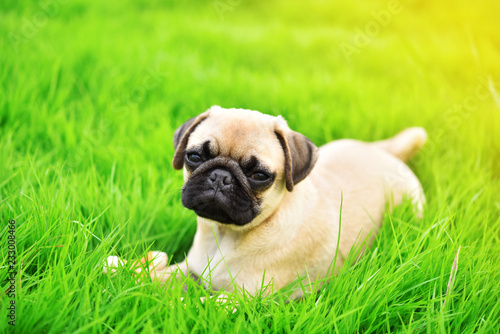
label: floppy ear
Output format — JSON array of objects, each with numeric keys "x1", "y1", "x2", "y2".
[
  {"x1": 275, "y1": 127, "x2": 319, "y2": 191},
  {"x1": 172, "y1": 113, "x2": 210, "y2": 169}
]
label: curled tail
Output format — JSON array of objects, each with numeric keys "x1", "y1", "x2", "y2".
[{"x1": 373, "y1": 127, "x2": 427, "y2": 162}]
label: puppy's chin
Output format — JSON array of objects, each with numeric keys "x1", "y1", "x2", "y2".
[{"x1": 181, "y1": 179, "x2": 258, "y2": 226}]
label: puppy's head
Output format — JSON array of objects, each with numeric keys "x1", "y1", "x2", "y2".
[{"x1": 172, "y1": 106, "x2": 318, "y2": 227}]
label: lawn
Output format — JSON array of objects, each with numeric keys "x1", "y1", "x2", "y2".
[{"x1": 1, "y1": 0, "x2": 500, "y2": 332}]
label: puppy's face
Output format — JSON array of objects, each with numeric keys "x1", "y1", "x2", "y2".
[{"x1": 172, "y1": 106, "x2": 318, "y2": 227}]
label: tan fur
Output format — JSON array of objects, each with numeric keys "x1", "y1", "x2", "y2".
[{"x1": 104, "y1": 106, "x2": 426, "y2": 298}]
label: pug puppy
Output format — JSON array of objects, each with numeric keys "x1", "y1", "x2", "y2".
[{"x1": 105, "y1": 106, "x2": 426, "y2": 297}]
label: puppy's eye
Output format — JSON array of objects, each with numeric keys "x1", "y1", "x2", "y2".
[
  {"x1": 250, "y1": 172, "x2": 270, "y2": 181},
  {"x1": 186, "y1": 153, "x2": 202, "y2": 163}
]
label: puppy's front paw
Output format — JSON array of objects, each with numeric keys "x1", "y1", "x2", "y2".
[
  {"x1": 140, "y1": 251, "x2": 169, "y2": 272},
  {"x1": 103, "y1": 255, "x2": 127, "y2": 275},
  {"x1": 102, "y1": 251, "x2": 169, "y2": 277}
]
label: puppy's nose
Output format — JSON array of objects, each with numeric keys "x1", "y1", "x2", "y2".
[{"x1": 209, "y1": 169, "x2": 233, "y2": 188}]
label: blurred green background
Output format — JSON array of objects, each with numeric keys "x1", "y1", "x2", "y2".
[{"x1": 1, "y1": 0, "x2": 499, "y2": 332}]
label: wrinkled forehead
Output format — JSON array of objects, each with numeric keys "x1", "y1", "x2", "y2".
[{"x1": 186, "y1": 112, "x2": 285, "y2": 168}]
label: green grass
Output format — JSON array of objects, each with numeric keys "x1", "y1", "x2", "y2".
[{"x1": 1, "y1": 0, "x2": 500, "y2": 332}]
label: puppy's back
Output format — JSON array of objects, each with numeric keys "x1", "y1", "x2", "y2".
[{"x1": 308, "y1": 136, "x2": 424, "y2": 259}]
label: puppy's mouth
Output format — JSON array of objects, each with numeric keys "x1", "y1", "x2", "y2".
[
  {"x1": 181, "y1": 167, "x2": 258, "y2": 226},
  {"x1": 183, "y1": 190, "x2": 257, "y2": 226},
  {"x1": 189, "y1": 198, "x2": 255, "y2": 226}
]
